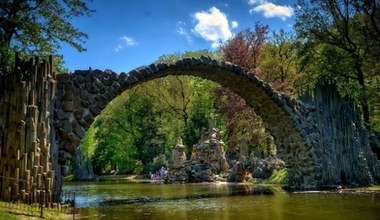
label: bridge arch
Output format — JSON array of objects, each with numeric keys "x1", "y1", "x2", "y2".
[{"x1": 55, "y1": 56, "x2": 317, "y2": 189}]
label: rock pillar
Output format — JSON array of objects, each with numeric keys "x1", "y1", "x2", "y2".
[{"x1": 0, "y1": 55, "x2": 58, "y2": 203}]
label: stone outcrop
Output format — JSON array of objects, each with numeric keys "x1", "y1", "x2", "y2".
[
  {"x1": 225, "y1": 145, "x2": 240, "y2": 167},
  {"x1": 226, "y1": 139, "x2": 252, "y2": 183},
  {"x1": 369, "y1": 132, "x2": 380, "y2": 160},
  {"x1": 251, "y1": 154, "x2": 285, "y2": 180},
  {"x1": 72, "y1": 147, "x2": 96, "y2": 181},
  {"x1": 165, "y1": 126, "x2": 229, "y2": 183},
  {"x1": 165, "y1": 161, "x2": 217, "y2": 183},
  {"x1": 0, "y1": 55, "x2": 58, "y2": 203},
  {"x1": 171, "y1": 137, "x2": 187, "y2": 164},
  {"x1": 227, "y1": 160, "x2": 252, "y2": 183},
  {"x1": 191, "y1": 126, "x2": 229, "y2": 173},
  {"x1": 291, "y1": 83, "x2": 380, "y2": 188}
]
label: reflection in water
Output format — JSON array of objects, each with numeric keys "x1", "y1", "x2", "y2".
[
  {"x1": 97, "y1": 184, "x2": 274, "y2": 206},
  {"x1": 63, "y1": 181, "x2": 380, "y2": 220}
]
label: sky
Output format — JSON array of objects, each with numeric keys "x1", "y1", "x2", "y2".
[{"x1": 59, "y1": 0, "x2": 297, "y2": 73}]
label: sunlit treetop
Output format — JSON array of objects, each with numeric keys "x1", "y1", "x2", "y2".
[{"x1": 0, "y1": 0, "x2": 94, "y2": 70}]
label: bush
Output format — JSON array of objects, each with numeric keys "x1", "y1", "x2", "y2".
[
  {"x1": 134, "y1": 160, "x2": 144, "y2": 174},
  {"x1": 145, "y1": 154, "x2": 169, "y2": 173}
]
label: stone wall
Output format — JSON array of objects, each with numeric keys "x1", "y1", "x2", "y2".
[
  {"x1": 72, "y1": 147, "x2": 96, "y2": 181},
  {"x1": 54, "y1": 56, "x2": 319, "y2": 189},
  {"x1": 0, "y1": 55, "x2": 58, "y2": 203},
  {"x1": 54, "y1": 68, "x2": 122, "y2": 176},
  {"x1": 53, "y1": 56, "x2": 380, "y2": 190},
  {"x1": 294, "y1": 83, "x2": 380, "y2": 188},
  {"x1": 1, "y1": 55, "x2": 380, "y2": 203}
]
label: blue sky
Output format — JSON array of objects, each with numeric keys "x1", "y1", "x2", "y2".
[{"x1": 59, "y1": 0, "x2": 296, "y2": 73}]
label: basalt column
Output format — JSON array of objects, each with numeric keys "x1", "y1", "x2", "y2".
[{"x1": 0, "y1": 55, "x2": 58, "y2": 203}]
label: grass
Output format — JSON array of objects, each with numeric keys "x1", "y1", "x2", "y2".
[
  {"x1": 64, "y1": 174, "x2": 73, "y2": 181},
  {"x1": 358, "y1": 185, "x2": 380, "y2": 191},
  {"x1": 262, "y1": 168, "x2": 288, "y2": 184},
  {"x1": 0, "y1": 211, "x2": 19, "y2": 220},
  {"x1": 0, "y1": 201, "x2": 71, "y2": 220}
]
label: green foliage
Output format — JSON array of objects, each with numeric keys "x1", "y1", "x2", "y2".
[
  {"x1": 262, "y1": 168, "x2": 288, "y2": 184},
  {"x1": 80, "y1": 123, "x2": 98, "y2": 158},
  {"x1": 133, "y1": 161, "x2": 144, "y2": 175},
  {"x1": 259, "y1": 29, "x2": 303, "y2": 96},
  {"x1": 0, "y1": 201, "x2": 70, "y2": 219},
  {"x1": 146, "y1": 154, "x2": 170, "y2": 173},
  {"x1": 359, "y1": 185, "x2": 380, "y2": 191},
  {"x1": 295, "y1": 0, "x2": 380, "y2": 129},
  {"x1": 156, "y1": 49, "x2": 219, "y2": 63},
  {"x1": 90, "y1": 87, "x2": 163, "y2": 174},
  {"x1": 83, "y1": 50, "x2": 223, "y2": 175},
  {"x1": 183, "y1": 110, "x2": 210, "y2": 154},
  {"x1": 0, "y1": 211, "x2": 19, "y2": 220},
  {"x1": 0, "y1": 0, "x2": 93, "y2": 71},
  {"x1": 216, "y1": 23, "x2": 278, "y2": 156}
]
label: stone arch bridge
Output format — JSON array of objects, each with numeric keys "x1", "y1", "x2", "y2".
[
  {"x1": 57, "y1": 57, "x2": 313, "y2": 186},
  {"x1": 1, "y1": 55, "x2": 379, "y2": 202}
]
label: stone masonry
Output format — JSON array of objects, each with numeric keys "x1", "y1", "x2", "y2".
[
  {"x1": 1, "y1": 55, "x2": 380, "y2": 203},
  {"x1": 0, "y1": 56, "x2": 57, "y2": 204},
  {"x1": 54, "y1": 56, "x2": 319, "y2": 189}
]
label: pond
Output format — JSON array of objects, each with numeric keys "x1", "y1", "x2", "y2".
[{"x1": 63, "y1": 180, "x2": 380, "y2": 220}]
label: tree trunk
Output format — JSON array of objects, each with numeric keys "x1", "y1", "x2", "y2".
[{"x1": 356, "y1": 62, "x2": 370, "y2": 128}]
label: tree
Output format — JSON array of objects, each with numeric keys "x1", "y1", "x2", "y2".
[
  {"x1": 90, "y1": 87, "x2": 165, "y2": 174},
  {"x1": 295, "y1": 0, "x2": 380, "y2": 128},
  {"x1": 151, "y1": 76, "x2": 193, "y2": 126},
  {"x1": 220, "y1": 22, "x2": 268, "y2": 71},
  {"x1": 83, "y1": 50, "x2": 222, "y2": 174},
  {"x1": 155, "y1": 50, "x2": 222, "y2": 150},
  {"x1": 259, "y1": 29, "x2": 303, "y2": 96},
  {"x1": 0, "y1": 0, "x2": 93, "y2": 71},
  {"x1": 213, "y1": 87, "x2": 274, "y2": 155},
  {"x1": 217, "y1": 23, "x2": 275, "y2": 155},
  {"x1": 156, "y1": 49, "x2": 218, "y2": 63}
]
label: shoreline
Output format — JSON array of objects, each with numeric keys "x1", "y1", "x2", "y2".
[{"x1": 67, "y1": 174, "x2": 380, "y2": 195}]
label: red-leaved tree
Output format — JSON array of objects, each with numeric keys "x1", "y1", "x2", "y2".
[
  {"x1": 215, "y1": 22, "x2": 274, "y2": 157},
  {"x1": 220, "y1": 22, "x2": 268, "y2": 71}
]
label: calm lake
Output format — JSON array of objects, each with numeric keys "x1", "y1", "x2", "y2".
[{"x1": 63, "y1": 180, "x2": 380, "y2": 220}]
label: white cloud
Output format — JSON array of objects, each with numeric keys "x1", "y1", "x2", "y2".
[
  {"x1": 176, "y1": 21, "x2": 193, "y2": 44},
  {"x1": 248, "y1": 0, "x2": 266, "y2": 5},
  {"x1": 192, "y1": 7, "x2": 233, "y2": 48},
  {"x1": 114, "y1": 35, "x2": 137, "y2": 52},
  {"x1": 120, "y1": 36, "x2": 138, "y2": 46},
  {"x1": 114, "y1": 44, "x2": 123, "y2": 52},
  {"x1": 247, "y1": 1, "x2": 294, "y2": 20},
  {"x1": 231, "y1": 21, "x2": 238, "y2": 29}
]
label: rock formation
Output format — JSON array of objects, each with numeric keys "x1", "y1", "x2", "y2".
[
  {"x1": 165, "y1": 125, "x2": 229, "y2": 183},
  {"x1": 171, "y1": 137, "x2": 187, "y2": 164},
  {"x1": 0, "y1": 55, "x2": 58, "y2": 204},
  {"x1": 72, "y1": 147, "x2": 96, "y2": 181},
  {"x1": 250, "y1": 154, "x2": 285, "y2": 181}
]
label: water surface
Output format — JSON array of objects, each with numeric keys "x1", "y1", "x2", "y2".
[{"x1": 63, "y1": 181, "x2": 380, "y2": 220}]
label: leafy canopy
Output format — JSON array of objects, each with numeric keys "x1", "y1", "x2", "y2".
[
  {"x1": 0, "y1": 0, "x2": 94, "y2": 70},
  {"x1": 295, "y1": 0, "x2": 380, "y2": 130}
]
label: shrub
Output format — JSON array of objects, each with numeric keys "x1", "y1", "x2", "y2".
[{"x1": 145, "y1": 154, "x2": 169, "y2": 173}]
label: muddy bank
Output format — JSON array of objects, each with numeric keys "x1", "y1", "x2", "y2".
[{"x1": 293, "y1": 186, "x2": 380, "y2": 195}]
